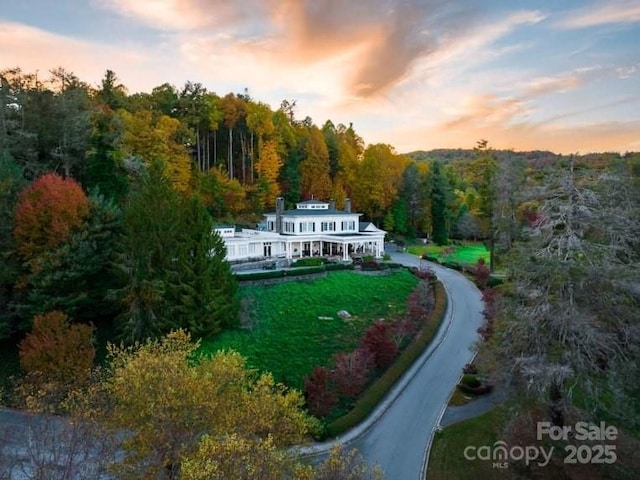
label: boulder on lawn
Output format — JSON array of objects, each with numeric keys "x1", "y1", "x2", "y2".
[{"x1": 337, "y1": 310, "x2": 352, "y2": 319}]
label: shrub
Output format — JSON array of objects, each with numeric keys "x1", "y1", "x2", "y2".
[
  {"x1": 384, "y1": 262, "x2": 403, "y2": 269},
  {"x1": 19, "y1": 311, "x2": 95, "y2": 383},
  {"x1": 412, "y1": 266, "x2": 436, "y2": 281},
  {"x1": 471, "y1": 258, "x2": 491, "y2": 289},
  {"x1": 481, "y1": 288, "x2": 498, "y2": 320},
  {"x1": 292, "y1": 258, "x2": 326, "y2": 267},
  {"x1": 237, "y1": 270, "x2": 285, "y2": 281},
  {"x1": 441, "y1": 261, "x2": 463, "y2": 271},
  {"x1": 331, "y1": 348, "x2": 374, "y2": 398},
  {"x1": 457, "y1": 383, "x2": 494, "y2": 395},
  {"x1": 360, "y1": 260, "x2": 380, "y2": 271},
  {"x1": 359, "y1": 321, "x2": 398, "y2": 369},
  {"x1": 460, "y1": 374, "x2": 480, "y2": 388},
  {"x1": 324, "y1": 263, "x2": 352, "y2": 272},
  {"x1": 486, "y1": 276, "x2": 504, "y2": 288},
  {"x1": 304, "y1": 367, "x2": 337, "y2": 417},
  {"x1": 463, "y1": 363, "x2": 478, "y2": 375}
]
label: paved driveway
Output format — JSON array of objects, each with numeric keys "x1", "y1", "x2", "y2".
[{"x1": 300, "y1": 249, "x2": 485, "y2": 479}]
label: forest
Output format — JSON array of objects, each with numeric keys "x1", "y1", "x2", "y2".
[
  {"x1": 0, "y1": 66, "x2": 592, "y2": 344},
  {"x1": 1, "y1": 66, "x2": 640, "y2": 478}
]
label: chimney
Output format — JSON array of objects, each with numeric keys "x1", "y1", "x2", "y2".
[
  {"x1": 330, "y1": 199, "x2": 336, "y2": 210},
  {"x1": 345, "y1": 198, "x2": 351, "y2": 213},
  {"x1": 275, "y1": 197, "x2": 284, "y2": 234}
]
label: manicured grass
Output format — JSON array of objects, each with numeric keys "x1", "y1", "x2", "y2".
[
  {"x1": 407, "y1": 243, "x2": 490, "y2": 265},
  {"x1": 427, "y1": 409, "x2": 507, "y2": 480},
  {"x1": 199, "y1": 270, "x2": 419, "y2": 390},
  {"x1": 448, "y1": 388, "x2": 475, "y2": 407}
]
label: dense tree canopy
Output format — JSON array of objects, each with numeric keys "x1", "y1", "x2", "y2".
[{"x1": 94, "y1": 330, "x2": 317, "y2": 479}]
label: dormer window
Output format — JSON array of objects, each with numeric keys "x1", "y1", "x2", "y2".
[{"x1": 296, "y1": 200, "x2": 329, "y2": 210}]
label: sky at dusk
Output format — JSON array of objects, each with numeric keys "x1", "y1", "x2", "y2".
[{"x1": 1, "y1": 0, "x2": 639, "y2": 154}]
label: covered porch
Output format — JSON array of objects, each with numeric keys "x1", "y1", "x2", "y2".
[{"x1": 283, "y1": 234, "x2": 384, "y2": 260}]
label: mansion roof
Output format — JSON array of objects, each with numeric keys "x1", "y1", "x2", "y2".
[{"x1": 266, "y1": 199, "x2": 359, "y2": 217}]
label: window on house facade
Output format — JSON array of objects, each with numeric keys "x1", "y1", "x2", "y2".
[
  {"x1": 300, "y1": 222, "x2": 316, "y2": 233},
  {"x1": 321, "y1": 221, "x2": 336, "y2": 232},
  {"x1": 267, "y1": 221, "x2": 275, "y2": 231},
  {"x1": 284, "y1": 221, "x2": 295, "y2": 233},
  {"x1": 238, "y1": 245, "x2": 247, "y2": 256},
  {"x1": 341, "y1": 220, "x2": 355, "y2": 231}
]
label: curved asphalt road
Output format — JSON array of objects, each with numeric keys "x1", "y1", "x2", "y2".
[{"x1": 299, "y1": 249, "x2": 485, "y2": 479}]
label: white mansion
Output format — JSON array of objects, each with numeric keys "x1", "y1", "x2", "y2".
[{"x1": 216, "y1": 198, "x2": 386, "y2": 263}]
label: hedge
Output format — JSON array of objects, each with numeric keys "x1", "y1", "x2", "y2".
[
  {"x1": 236, "y1": 263, "x2": 355, "y2": 282},
  {"x1": 440, "y1": 261, "x2": 463, "y2": 271},
  {"x1": 292, "y1": 258, "x2": 327, "y2": 267},
  {"x1": 236, "y1": 270, "x2": 285, "y2": 282},
  {"x1": 325, "y1": 280, "x2": 448, "y2": 437},
  {"x1": 383, "y1": 262, "x2": 403, "y2": 269},
  {"x1": 324, "y1": 263, "x2": 354, "y2": 272}
]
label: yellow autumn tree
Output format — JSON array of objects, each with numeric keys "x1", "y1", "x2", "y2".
[
  {"x1": 119, "y1": 110, "x2": 192, "y2": 193},
  {"x1": 300, "y1": 126, "x2": 333, "y2": 200},
  {"x1": 255, "y1": 139, "x2": 282, "y2": 208},
  {"x1": 96, "y1": 330, "x2": 318, "y2": 479},
  {"x1": 181, "y1": 440, "x2": 383, "y2": 480},
  {"x1": 181, "y1": 434, "x2": 314, "y2": 480},
  {"x1": 197, "y1": 167, "x2": 247, "y2": 217},
  {"x1": 352, "y1": 144, "x2": 408, "y2": 222}
]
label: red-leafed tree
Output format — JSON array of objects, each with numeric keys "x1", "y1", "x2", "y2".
[
  {"x1": 390, "y1": 318, "x2": 418, "y2": 349},
  {"x1": 471, "y1": 257, "x2": 491, "y2": 289},
  {"x1": 359, "y1": 321, "x2": 398, "y2": 369},
  {"x1": 13, "y1": 173, "x2": 90, "y2": 261},
  {"x1": 303, "y1": 366, "x2": 337, "y2": 417},
  {"x1": 19, "y1": 310, "x2": 95, "y2": 383},
  {"x1": 478, "y1": 287, "x2": 498, "y2": 340},
  {"x1": 332, "y1": 348, "x2": 374, "y2": 398}
]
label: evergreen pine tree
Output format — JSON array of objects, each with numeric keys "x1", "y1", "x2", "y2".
[
  {"x1": 167, "y1": 196, "x2": 238, "y2": 337},
  {"x1": 430, "y1": 160, "x2": 450, "y2": 245}
]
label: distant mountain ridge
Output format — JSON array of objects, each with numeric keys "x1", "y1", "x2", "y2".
[
  {"x1": 405, "y1": 149, "x2": 560, "y2": 163},
  {"x1": 403, "y1": 148, "x2": 634, "y2": 169}
]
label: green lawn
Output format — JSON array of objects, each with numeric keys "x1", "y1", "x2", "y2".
[
  {"x1": 427, "y1": 409, "x2": 507, "y2": 480},
  {"x1": 200, "y1": 270, "x2": 419, "y2": 390},
  {"x1": 407, "y1": 243, "x2": 490, "y2": 265}
]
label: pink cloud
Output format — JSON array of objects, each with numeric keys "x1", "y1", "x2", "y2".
[{"x1": 559, "y1": 1, "x2": 640, "y2": 28}]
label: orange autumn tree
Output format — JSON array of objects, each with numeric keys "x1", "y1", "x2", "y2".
[
  {"x1": 13, "y1": 173, "x2": 90, "y2": 261},
  {"x1": 19, "y1": 310, "x2": 95, "y2": 383}
]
